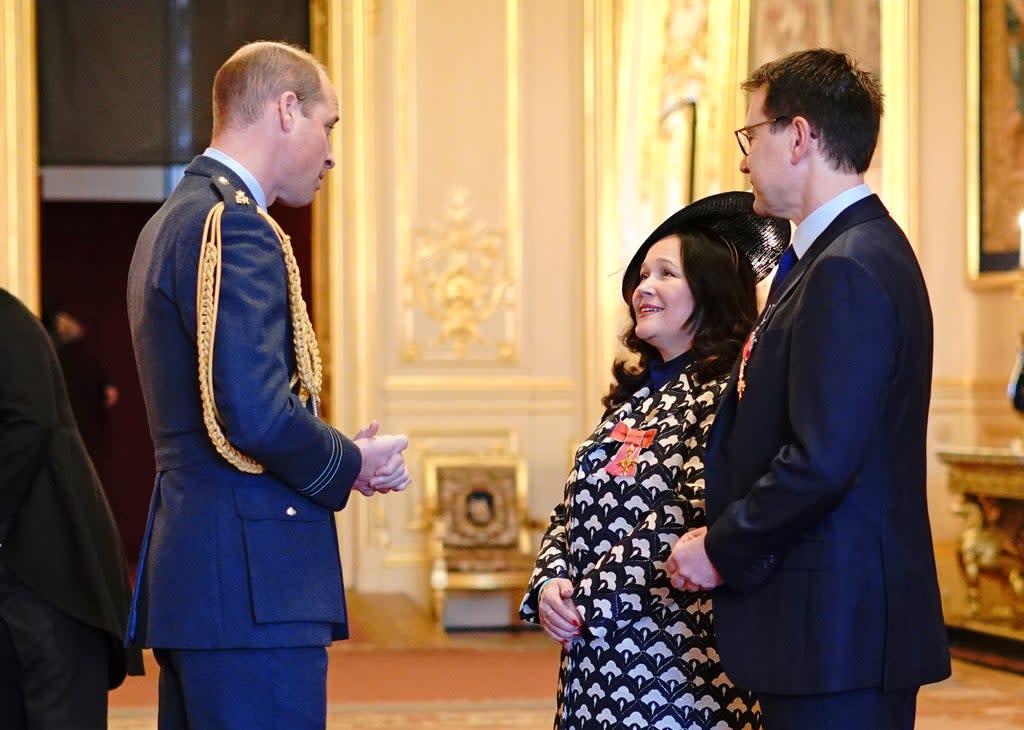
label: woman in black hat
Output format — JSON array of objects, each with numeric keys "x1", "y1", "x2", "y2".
[{"x1": 520, "y1": 192, "x2": 789, "y2": 730}]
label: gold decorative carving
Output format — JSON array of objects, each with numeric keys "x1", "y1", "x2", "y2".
[
  {"x1": 695, "y1": 0, "x2": 750, "y2": 197},
  {"x1": 661, "y1": 0, "x2": 707, "y2": 101},
  {"x1": 939, "y1": 448, "x2": 1024, "y2": 633},
  {"x1": 403, "y1": 190, "x2": 516, "y2": 362},
  {"x1": 952, "y1": 496, "x2": 1024, "y2": 620},
  {"x1": 651, "y1": 1, "x2": 707, "y2": 207}
]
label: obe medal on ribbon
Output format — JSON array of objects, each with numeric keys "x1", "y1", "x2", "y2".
[{"x1": 606, "y1": 421, "x2": 657, "y2": 477}]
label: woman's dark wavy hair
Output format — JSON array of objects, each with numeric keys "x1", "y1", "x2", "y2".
[{"x1": 602, "y1": 229, "x2": 757, "y2": 409}]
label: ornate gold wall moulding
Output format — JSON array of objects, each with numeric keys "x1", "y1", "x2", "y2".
[
  {"x1": 384, "y1": 375, "x2": 575, "y2": 392},
  {"x1": 402, "y1": 189, "x2": 518, "y2": 363}
]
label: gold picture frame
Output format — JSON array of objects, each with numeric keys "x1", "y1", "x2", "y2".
[
  {"x1": 967, "y1": 0, "x2": 1024, "y2": 287},
  {"x1": 422, "y1": 454, "x2": 529, "y2": 550}
]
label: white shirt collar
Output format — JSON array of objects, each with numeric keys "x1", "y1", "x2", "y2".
[
  {"x1": 791, "y1": 183, "x2": 872, "y2": 259},
  {"x1": 202, "y1": 147, "x2": 268, "y2": 211}
]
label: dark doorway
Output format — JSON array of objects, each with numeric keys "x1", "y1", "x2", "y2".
[
  {"x1": 40, "y1": 201, "x2": 313, "y2": 561},
  {"x1": 36, "y1": 0, "x2": 315, "y2": 563}
]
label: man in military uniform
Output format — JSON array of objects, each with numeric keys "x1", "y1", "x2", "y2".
[{"x1": 127, "y1": 41, "x2": 411, "y2": 729}]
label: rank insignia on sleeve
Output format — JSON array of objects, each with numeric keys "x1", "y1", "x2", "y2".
[{"x1": 235, "y1": 189, "x2": 251, "y2": 206}]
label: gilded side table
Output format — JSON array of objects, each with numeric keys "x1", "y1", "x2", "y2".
[{"x1": 938, "y1": 447, "x2": 1024, "y2": 640}]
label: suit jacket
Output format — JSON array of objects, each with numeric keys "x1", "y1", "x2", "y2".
[
  {"x1": 0, "y1": 289, "x2": 137, "y2": 687},
  {"x1": 703, "y1": 195, "x2": 951, "y2": 694},
  {"x1": 126, "y1": 155, "x2": 362, "y2": 649}
]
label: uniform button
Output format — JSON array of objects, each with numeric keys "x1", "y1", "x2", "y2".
[{"x1": 286, "y1": 507, "x2": 298, "y2": 516}]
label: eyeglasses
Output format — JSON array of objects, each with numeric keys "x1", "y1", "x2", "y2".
[{"x1": 734, "y1": 116, "x2": 793, "y2": 156}]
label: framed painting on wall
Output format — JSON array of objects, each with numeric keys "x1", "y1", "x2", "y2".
[
  {"x1": 968, "y1": 0, "x2": 1024, "y2": 286},
  {"x1": 422, "y1": 454, "x2": 528, "y2": 550}
]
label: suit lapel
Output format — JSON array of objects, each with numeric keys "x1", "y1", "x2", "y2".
[{"x1": 708, "y1": 195, "x2": 892, "y2": 518}]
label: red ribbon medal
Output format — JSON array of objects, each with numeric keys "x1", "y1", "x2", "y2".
[
  {"x1": 737, "y1": 303, "x2": 776, "y2": 400},
  {"x1": 737, "y1": 329, "x2": 757, "y2": 399},
  {"x1": 606, "y1": 421, "x2": 657, "y2": 477}
]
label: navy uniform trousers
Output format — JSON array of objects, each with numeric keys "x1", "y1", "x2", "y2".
[
  {"x1": 154, "y1": 647, "x2": 328, "y2": 730},
  {"x1": 758, "y1": 688, "x2": 917, "y2": 730}
]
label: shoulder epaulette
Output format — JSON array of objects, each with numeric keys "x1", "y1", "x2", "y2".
[{"x1": 211, "y1": 174, "x2": 254, "y2": 210}]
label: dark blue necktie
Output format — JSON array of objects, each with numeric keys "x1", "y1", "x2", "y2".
[{"x1": 768, "y1": 245, "x2": 798, "y2": 298}]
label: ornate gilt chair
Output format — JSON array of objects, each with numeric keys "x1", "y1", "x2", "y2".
[{"x1": 422, "y1": 454, "x2": 542, "y2": 628}]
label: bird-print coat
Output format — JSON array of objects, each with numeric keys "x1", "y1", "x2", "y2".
[{"x1": 521, "y1": 364, "x2": 761, "y2": 730}]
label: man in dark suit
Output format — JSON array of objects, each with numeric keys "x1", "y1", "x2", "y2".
[
  {"x1": 127, "y1": 41, "x2": 411, "y2": 729},
  {"x1": 667, "y1": 48, "x2": 951, "y2": 729},
  {"x1": 0, "y1": 288, "x2": 138, "y2": 728}
]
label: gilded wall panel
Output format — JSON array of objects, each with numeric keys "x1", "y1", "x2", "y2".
[
  {"x1": 331, "y1": 0, "x2": 585, "y2": 607},
  {"x1": 0, "y1": 0, "x2": 39, "y2": 307},
  {"x1": 402, "y1": 189, "x2": 517, "y2": 362},
  {"x1": 395, "y1": 0, "x2": 523, "y2": 365}
]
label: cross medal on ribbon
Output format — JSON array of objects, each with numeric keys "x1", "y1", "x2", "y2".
[
  {"x1": 606, "y1": 421, "x2": 657, "y2": 477},
  {"x1": 737, "y1": 303, "x2": 775, "y2": 400},
  {"x1": 737, "y1": 330, "x2": 757, "y2": 400}
]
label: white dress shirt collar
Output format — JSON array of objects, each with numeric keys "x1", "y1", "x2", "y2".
[
  {"x1": 202, "y1": 147, "x2": 268, "y2": 211},
  {"x1": 790, "y1": 183, "x2": 872, "y2": 259}
]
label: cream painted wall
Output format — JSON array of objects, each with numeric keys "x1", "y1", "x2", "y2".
[
  {"x1": 919, "y1": 1, "x2": 1022, "y2": 542},
  {"x1": 331, "y1": 0, "x2": 590, "y2": 608},
  {"x1": 1, "y1": 0, "x2": 1015, "y2": 602}
]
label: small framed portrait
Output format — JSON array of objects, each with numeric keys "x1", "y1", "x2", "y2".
[{"x1": 423, "y1": 454, "x2": 527, "y2": 549}]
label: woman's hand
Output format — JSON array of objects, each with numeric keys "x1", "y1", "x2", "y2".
[{"x1": 538, "y1": 578, "x2": 583, "y2": 648}]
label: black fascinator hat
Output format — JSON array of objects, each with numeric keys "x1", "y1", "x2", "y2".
[{"x1": 621, "y1": 191, "x2": 791, "y2": 302}]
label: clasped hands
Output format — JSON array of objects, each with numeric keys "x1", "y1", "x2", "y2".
[
  {"x1": 352, "y1": 420, "x2": 412, "y2": 497},
  {"x1": 665, "y1": 526, "x2": 723, "y2": 592},
  {"x1": 538, "y1": 526, "x2": 723, "y2": 647},
  {"x1": 538, "y1": 578, "x2": 583, "y2": 648}
]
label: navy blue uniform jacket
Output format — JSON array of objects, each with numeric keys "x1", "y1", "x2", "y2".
[
  {"x1": 126, "y1": 156, "x2": 362, "y2": 649},
  {"x1": 703, "y1": 195, "x2": 951, "y2": 694}
]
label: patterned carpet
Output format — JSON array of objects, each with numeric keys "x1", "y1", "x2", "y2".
[
  {"x1": 109, "y1": 700, "x2": 552, "y2": 730},
  {"x1": 107, "y1": 660, "x2": 1024, "y2": 730},
  {"x1": 105, "y1": 593, "x2": 1024, "y2": 729}
]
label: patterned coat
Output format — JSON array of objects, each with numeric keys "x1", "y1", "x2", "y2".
[{"x1": 521, "y1": 364, "x2": 761, "y2": 730}]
